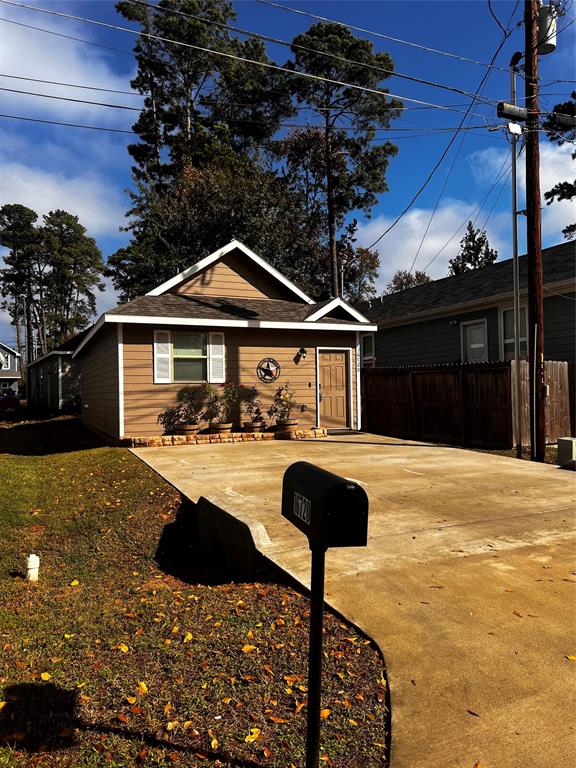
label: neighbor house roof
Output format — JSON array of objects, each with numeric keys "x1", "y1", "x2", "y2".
[
  {"x1": 0, "y1": 341, "x2": 20, "y2": 357},
  {"x1": 28, "y1": 328, "x2": 91, "y2": 367},
  {"x1": 363, "y1": 241, "x2": 575, "y2": 326}
]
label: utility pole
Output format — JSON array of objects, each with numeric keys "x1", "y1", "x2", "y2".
[{"x1": 524, "y1": 0, "x2": 546, "y2": 461}]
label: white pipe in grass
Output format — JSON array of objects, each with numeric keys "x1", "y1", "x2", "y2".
[{"x1": 26, "y1": 553, "x2": 39, "y2": 581}]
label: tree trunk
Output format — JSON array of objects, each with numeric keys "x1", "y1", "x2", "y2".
[{"x1": 323, "y1": 114, "x2": 339, "y2": 298}]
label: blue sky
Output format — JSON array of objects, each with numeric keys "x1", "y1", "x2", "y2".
[{"x1": 0, "y1": 0, "x2": 574, "y2": 347}]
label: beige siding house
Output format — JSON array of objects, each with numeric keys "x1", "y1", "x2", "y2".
[{"x1": 74, "y1": 240, "x2": 376, "y2": 442}]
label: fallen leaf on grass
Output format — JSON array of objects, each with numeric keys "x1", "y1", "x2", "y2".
[
  {"x1": 183, "y1": 632, "x2": 193, "y2": 643},
  {"x1": 126, "y1": 696, "x2": 137, "y2": 705},
  {"x1": 208, "y1": 729, "x2": 218, "y2": 749},
  {"x1": 137, "y1": 681, "x2": 148, "y2": 695},
  {"x1": 0, "y1": 702, "x2": 6, "y2": 711},
  {"x1": 70, "y1": 580, "x2": 79, "y2": 587},
  {"x1": 245, "y1": 727, "x2": 261, "y2": 743},
  {"x1": 268, "y1": 714, "x2": 290, "y2": 724},
  {"x1": 40, "y1": 672, "x2": 51, "y2": 681},
  {"x1": 320, "y1": 709, "x2": 331, "y2": 719},
  {"x1": 117, "y1": 643, "x2": 129, "y2": 654},
  {"x1": 117, "y1": 713, "x2": 129, "y2": 724},
  {"x1": 242, "y1": 644, "x2": 257, "y2": 653},
  {"x1": 294, "y1": 700, "x2": 306, "y2": 714}
]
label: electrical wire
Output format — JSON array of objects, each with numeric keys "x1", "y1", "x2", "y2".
[
  {"x1": 365, "y1": 3, "x2": 516, "y2": 251},
  {"x1": 0, "y1": 1, "x2": 498, "y2": 118},
  {"x1": 0, "y1": 71, "x2": 141, "y2": 97},
  {"x1": 132, "y1": 0, "x2": 499, "y2": 108},
  {"x1": 421, "y1": 158, "x2": 513, "y2": 273},
  {"x1": 257, "y1": 0, "x2": 511, "y2": 72},
  {"x1": 0, "y1": 85, "x2": 142, "y2": 110},
  {"x1": 0, "y1": 112, "x2": 134, "y2": 133}
]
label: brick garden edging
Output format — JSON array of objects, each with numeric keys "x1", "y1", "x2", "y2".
[{"x1": 126, "y1": 427, "x2": 327, "y2": 448}]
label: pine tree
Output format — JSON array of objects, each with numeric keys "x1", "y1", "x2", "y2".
[
  {"x1": 448, "y1": 222, "x2": 498, "y2": 275},
  {"x1": 543, "y1": 91, "x2": 575, "y2": 241}
]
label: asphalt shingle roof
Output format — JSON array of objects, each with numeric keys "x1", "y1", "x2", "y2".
[
  {"x1": 108, "y1": 294, "x2": 355, "y2": 325},
  {"x1": 362, "y1": 241, "x2": 575, "y2": 325}
]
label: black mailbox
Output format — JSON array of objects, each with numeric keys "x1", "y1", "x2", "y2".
[{"x1": 282, "y1": 461, "x2": 368, "y2": 549}]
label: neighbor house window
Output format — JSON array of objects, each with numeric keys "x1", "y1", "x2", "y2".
[
  {"x1": 361, "y1": 333, "x2": 375, "y2": 366},
  {"x1": 153, "y1": 330, "x2": 225, "y2": 384},
  {"x1": 501, "y1": 307, "x2": 527, "y2": 360},
  {"x1": 461, "y1": 320, "x2": 488, "y2": 363},
  {"x1": 0, "y1": 352, "x2": 9, "y2": 370}
]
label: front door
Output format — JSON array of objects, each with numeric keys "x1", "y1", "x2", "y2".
[{"x1": 319, "y1": 350, "x2": 349, "y2": 429}]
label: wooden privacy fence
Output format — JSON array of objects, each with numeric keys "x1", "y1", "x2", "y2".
[{"x1": 361, "y1": 361, "x2": 572, "y2": 450}]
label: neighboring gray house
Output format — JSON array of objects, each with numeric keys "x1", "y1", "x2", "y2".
[
  {"x1": 27, "y1": 331, "x2": 87, "y2": 411},
  {"x1": 0, "y1": 342, "x2": 21, "y2": 393},
  {"x1": 361, "y1": 241, "x2": 575, "y2": 367}
]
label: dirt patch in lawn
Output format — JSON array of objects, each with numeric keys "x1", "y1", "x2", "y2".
[{"x1": 0, "y1": 419, "x2": 388, "y2": 767}]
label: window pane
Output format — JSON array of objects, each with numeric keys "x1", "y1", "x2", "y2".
[
  {"x1": 173, "y1": 358, "x2": 207, "y2": 382},
  {"x1": 519, "y1": 307, "x2": 527, "y2": 339},
  {"x1": 504, "y1": 341, "x2": 514, "y2": 360},
  {"x1": 464, "y1": 323, "x2": 486, "y2": 362},
  {"x1": 362, "y1": 334, "x2": 374, "y2": 358},
  {"x1": 173, "y1": 332, "x2": 206, "y2": 357},
  {"x1": 503, "y1": 309, "x2": 514, "y2": 339}
]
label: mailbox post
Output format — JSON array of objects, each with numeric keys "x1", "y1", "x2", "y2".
[{"x1": 282, "y1": 462, "x2": 368, "y2": 768}]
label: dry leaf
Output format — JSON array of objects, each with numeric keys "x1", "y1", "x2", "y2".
[
  {"x1": 208, "y1": 728, "x2": 218, "y2": 750},
  {"x1": 245, "y1": 727, "x2": 261, "y2": 743},
  {"x1": 183, "y1": 632, "x2": 193, "y2": 643},
  {"x1": 137, "y1": 681, "x2": 148, "y2": 695},
  {"x1": 40, "y1": 672, "x2": 51, "y2": 681},
  {"x1": 320, "y1": 709, "x2": 331, "y2": 719},
  {"x1": 566, "y1": 655, "x2": 576, "y2": 661},
  {"x1": 294, "y1": 700, "x2": 307, "y2": 714},
  {"x1": 242, "y1": 644, "x2": 257, "y2": 654},
  {"x1": 70, "y1": 580, "x2": 79, "y2": 587},
  {"x1": 268, "y1": 714, "x2": 290, "y2": 724},
  {"x1": 0, "y1": 702, "x2": 6, "y2": 711},
  {"x1": 126, "y1": 696, "x2": 137, "y2": 705},
  {"x1": 117, "y1": 643, "x2": 129, "y2": 654}
]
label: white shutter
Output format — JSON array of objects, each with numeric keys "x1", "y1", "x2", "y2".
[
  {"x1": 154, "y1": 330, "x2": 171, "y2": 383},
  {"x1": 208, "y1": 332, "x2": 225, "y2": 383}
]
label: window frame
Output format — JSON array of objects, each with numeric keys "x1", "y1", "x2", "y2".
[
  {"x1": 0, "y1": 352, "x2": 9, "y2": 371},
  {"x1": 360, "y1": 333, "x2": 375, "y2": 366},
  {"x1": 499, "y1": 305, "x2": 528, "y2": 361},
  {"x1": 460, "y1": 319, "x2": 488, "y2": 363},
  {"x1": 153, "y1": 330, "x2": 225, "y2": 384}
]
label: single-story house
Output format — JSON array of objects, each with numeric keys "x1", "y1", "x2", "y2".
[
  {"x1": 73, "y1": 240, "x2": 377, "y2": 442},
  {"x1": 27, "y1": 331, "x2": 86, "y2": 411},
  {"x1": 360, "y1": 241, "x2": 575, "y2": 366},
  {"x1": 0, "y1": 341, "x2": 21, "y2": 393}
]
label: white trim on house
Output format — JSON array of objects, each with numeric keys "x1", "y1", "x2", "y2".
[
  {"x1": 305, "y1": 297, "x2": 370, "y2": 323},
  {"x1": 355, "y1": 332, "x2": 362, "y2": 431},
  {"x1": 315, "y1": 346, "x2": 354, "y2": 430},
  {"x1": 118, "y1": 324, "x2": 125, "y2": 438},
  {"x1": 0, "y1": 341, "x2": 20, "y2": 358},
  {"x1": 146, "y1": 239, "x2": 316, "y2": 305},
  {"x1": 460, "y1": 318, "x2": 488, "y2": 363},
  {"x1": 28, "y1": 349, "x2": 72, "y2": 367},
  {"x1": 73, "y1": 314, "x2": 377, "y2": 357}
]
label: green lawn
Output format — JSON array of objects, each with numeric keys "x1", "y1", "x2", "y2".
[{"x1": 0, "y1": 419, "x2": 388, "y2": 767}]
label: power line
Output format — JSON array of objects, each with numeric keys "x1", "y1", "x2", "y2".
[
  {"x1": 0, "y1": 1, "x2": 496, "y2": 119},
  {"x1": 364, "y1": 6, "x2": 515, "y2": 250},
  {"x1": 257, "y1": 0, "x2": 511, "y2": 72},
  {"x1": 0, "y1": 112, "x2": 134, "y2": 133},
  {"x1": 132, "y1": 0, "x2": 499, "y2": 108},
  {"x1": 421, "y1": 155, "x2": 512, "y2": 272},
  {"x1": 0, "y1": 71, "x2": 141, "y2": 97},
  {"x1": 0, "y1": 85, "x2": 141, "y2": 111}
]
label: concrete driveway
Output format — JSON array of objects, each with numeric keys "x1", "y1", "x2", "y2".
[{"x1": 133, "y1": 434, "x2": 576, "y2": 768}]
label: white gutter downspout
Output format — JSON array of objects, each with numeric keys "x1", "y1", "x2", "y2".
[
  {"x1": 356, "y1": 332, "x2": 362, "y2": 431},
  {"x1": 58, "y1": 355, "x2": 63, "y2": 410},
  {"x1": 118, "y1": 325, "x2": 125, "y2": 439}
]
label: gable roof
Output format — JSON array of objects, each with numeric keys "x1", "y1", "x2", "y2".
[
  {"x1": 146, "y1": 239, "x2": 315, "y2": 305},
  {"x1": 28, "y1": 328, "x2": 91, "y2": 367},
  {"x1": 363, "y1": 241, "x2": 575, "y2": 326},
  {"x1": 0, "y1": 341, "x2": 20, "y2": 357}
]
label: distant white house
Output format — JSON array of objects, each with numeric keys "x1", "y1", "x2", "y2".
[{"x1": 0, "y1": 342, "x2": 21, "y2": 393}]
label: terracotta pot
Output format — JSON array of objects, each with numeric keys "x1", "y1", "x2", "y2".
[
  {"x1": 211, "y1": 422, "x2": 233, "y2": 434},
  {"x1": 174, "y1": 424, "x2": 200, "y2": 435},
  {"x1": 243, "y1": 421, "x2": 266, "y2": 433}
]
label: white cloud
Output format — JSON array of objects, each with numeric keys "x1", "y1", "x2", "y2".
[
  {"x1": 0, "y1": 161, "x2": 127, "y2": 238},
  {"x1": 0, "y1": 5, "x2": 140, "y2": 128},
  {"x1": 357, "y1": 200, "x2": 510, "y2": 293}
]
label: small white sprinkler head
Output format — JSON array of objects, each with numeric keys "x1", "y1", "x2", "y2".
[{"x1": 26, "y1": 553, "x2": 40, "y2": 582}]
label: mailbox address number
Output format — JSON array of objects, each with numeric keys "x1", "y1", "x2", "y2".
[{"x1": 293, "y1": 491, "x2": 312, "y2": 526}]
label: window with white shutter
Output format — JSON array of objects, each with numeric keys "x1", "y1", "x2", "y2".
[
  {"x1": 208, "y1": 332, "x2": 225, "y2": 383},
  {"x1": 153, "y1": 330, "x2": 171, "y2": 383}
]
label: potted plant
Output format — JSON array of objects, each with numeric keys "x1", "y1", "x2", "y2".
[
  {"x1": 242, "y1": 387, "x2": 266, "y2": 432},
  {"x1": 157, "y1": 389, "x2": 203, "y2": 435},
  {"x1": 268, "y1": 382, "x2": 298, "y2": 428},
  {"x1": 202, "y1": 382, "x2": 243, "y2": 433}
]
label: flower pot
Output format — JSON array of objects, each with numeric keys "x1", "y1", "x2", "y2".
[
  {"x1": 211, "y1": 422, "x2": 233, "y2": 434},
  {"x1": 276, "y1": 418, "x2": 298, "y2": 429},
  {"x1": 243, "y1": 421, "x2": 266, "y2": 433},
  {"x1": 174, "y1": 424, "x2": 200, "y2": 435}
]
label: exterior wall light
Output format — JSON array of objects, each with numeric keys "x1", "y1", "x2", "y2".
[{"x1": 298, "y1": 347, "x2": 308, "y2": 360}]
